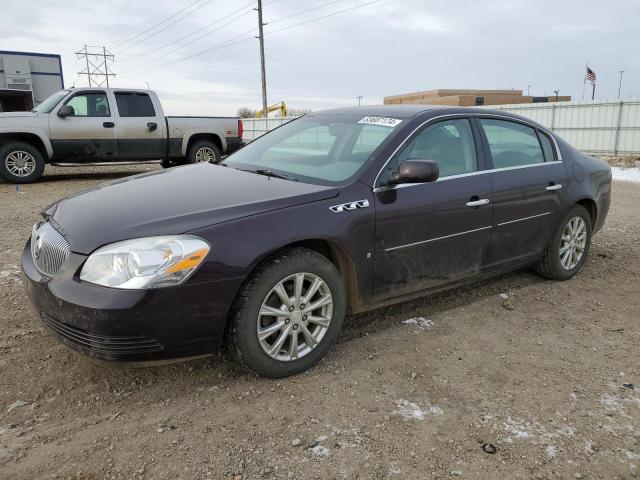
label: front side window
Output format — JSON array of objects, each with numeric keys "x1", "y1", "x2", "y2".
[
  {"x1": 64, "y1": 92, "x2": 110, "y2": 117},
  {"x1": 480, "y1": 119, "x2": 545, "y2": 168},
  {"x1": 378, "y1": 118, "x2": 477, "y2": 184},
  {"x1": 115, "y1": 92, "x2": 156, "y2": 117},
  {"x1": 224, "y1": 114, "x2": 403, "y2": 185}
]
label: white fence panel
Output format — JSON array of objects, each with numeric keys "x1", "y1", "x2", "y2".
[{"x1": 242, "y1": 100, "x2": 640, "y2": 156}]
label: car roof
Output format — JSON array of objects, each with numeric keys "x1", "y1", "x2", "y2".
[{"x1": 315, "y1": 104, "x2": 445, "y2": 118}]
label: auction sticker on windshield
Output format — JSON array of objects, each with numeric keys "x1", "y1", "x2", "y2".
[{"x1": 358, "y1": 116, "x2": 403, "y2": 127}]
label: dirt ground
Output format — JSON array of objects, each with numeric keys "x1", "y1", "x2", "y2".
[{"x1": 0, "y1": 165, "x2": 638, "y2": 480}]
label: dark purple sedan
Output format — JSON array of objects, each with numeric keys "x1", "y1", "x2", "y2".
[{"x1": 21, "y1": 106, "x2": 612, "y2": 377}]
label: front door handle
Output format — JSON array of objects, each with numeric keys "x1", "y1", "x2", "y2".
[
  {"x1": 147, "y1": 122, "x2": 158, "y2": 132},
  {"x1": 466, "y1": 198, "x2": 490, "y2": 207},
  {"x1": 546, "y1": 183, "x2": 563, "y2": 191},
  {"x1": 103, "y1": 122, "x2": 115, "y2": 128}
]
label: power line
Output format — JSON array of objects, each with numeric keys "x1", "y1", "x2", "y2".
[
  {"x1": 267, "y1": 0, "x2": 345, "y2": 25},
  {"x1": 111, "y1": 0, "x2": 209, "y2": 51},
  {"x1": 115, "y1": 0, "x2": 216, "y2": 54},
  {"x1": 117, "y1": 1, "x2": 255, "y2": 65},
  {"x1": 121, "y1": 0, "x2": 383, "y2": 77}
]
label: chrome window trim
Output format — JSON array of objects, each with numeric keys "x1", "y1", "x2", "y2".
[
  {"x1": 384, "y1": 226, "x2": 493, "y2": 252},
  {"x1": 372, "y1": 160, "x2": 563, "y2": 193},
  {"x1": 372, "y1": 112, "x2": 563, "y2": 190}
]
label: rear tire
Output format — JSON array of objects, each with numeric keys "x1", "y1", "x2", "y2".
[
  {"x1": 229, "y1": 248, "x2": 346, "y2": 378},
  {"x1": 186, "y1": 140, "x2": 221, "y2": 164},
  {"x1": 0, "y1": 142, "x2": 45, "y2": 183},
  {"x1": 533, "y1": 205, "x2": 592, "y2": 280}
]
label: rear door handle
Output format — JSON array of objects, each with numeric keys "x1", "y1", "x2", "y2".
[
  {"x1": 466, "y1": 198, "x2": 490, "y2": 207},
  {"x1": 103, "y1": 122, "x2": 115, "y2": 128},
  {"x1": 147, "y1": 122, "x2": 158, "y2": 131},
  {"x1": 546, "y1": 184, "x2": 563, "y2": 191}
]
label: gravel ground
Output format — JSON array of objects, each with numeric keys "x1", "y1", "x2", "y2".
[{"x1": 0, "y1": 165, "x2": 639, "y2": 480}]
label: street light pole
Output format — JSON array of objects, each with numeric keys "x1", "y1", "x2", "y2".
[
  {"x1": 618, "y1": 70, "x2": 626, "y2": 99},
  {"x1": 256, "y1": 0, "x2": 268, "y2": 118},
  {"x1": 553, "y1": 90, "x2": 559, "y2": 101}
]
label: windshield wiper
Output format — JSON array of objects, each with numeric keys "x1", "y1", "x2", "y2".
[{"x1": 240, "y1": 168, "x2": 298, "y2": 181}]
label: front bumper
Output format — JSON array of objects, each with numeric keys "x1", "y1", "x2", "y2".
[{"x1": 21, "y1": 240, "x2": 243, "y2": 363}]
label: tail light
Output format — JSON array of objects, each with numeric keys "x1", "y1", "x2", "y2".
[{"x1": 238, "y1": 119, "x2": 244, "y2": 139}]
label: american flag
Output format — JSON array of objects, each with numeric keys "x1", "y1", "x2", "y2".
[{"x1": 586, "y1": 67, "x2": 597, "y2": 83}]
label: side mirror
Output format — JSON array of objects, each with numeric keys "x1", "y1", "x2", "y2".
[
  {"x1": 57, "y1": 105, "x2": 75, "y2": 118},
  {"x1": 391, "y1": 159, "x2": 439, "y2": 185}
]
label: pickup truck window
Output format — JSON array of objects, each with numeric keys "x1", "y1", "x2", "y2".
[
  {"x1": 65, "y1": 92, "x2": 111, "y2": 117},
  {"x1": 33, "y1": 90, "x2": 69, "y2": 113},
  {"x1": 115, "y1": 92, "x2": 156, "y2": 117},
  {"x1": 224, "y1": 114, "x2": 403, "y2": 185}
]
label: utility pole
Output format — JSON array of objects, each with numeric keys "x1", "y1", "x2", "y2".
[
  {"x1": 256, "y1": 0, "x2": 268, "y2": 118},
  {"x1": 618, "y1": 70, "x2": 626, "y2": 98},
  {"x1": 526, "y1": 85, "x2": 532, "y2": 96},
  {"x1": 75, "y1": 45, "x2": 115, "y2": 87},
  {"x1": 356, "y1": 95, "x2": 363, "y2": 106}
]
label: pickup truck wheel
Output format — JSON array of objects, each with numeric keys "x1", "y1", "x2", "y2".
[
  {"x1": 0, "y1": 142, "x2": 45, "y2": 183},
  {"x1": 229, "y1": 248, "x2": 346, "y2": 378},
  {"x1": 187, "y1": 140, "x2": 221, "y2": 164}
]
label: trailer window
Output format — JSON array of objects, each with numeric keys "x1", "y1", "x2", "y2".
[{"x1": 115, "y1": 92, "x2": 156, "y2": 117}]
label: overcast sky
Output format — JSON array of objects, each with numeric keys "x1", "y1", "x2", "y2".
[{"x1": 2, "y1": 0, "x2": 639, "y2": 115}]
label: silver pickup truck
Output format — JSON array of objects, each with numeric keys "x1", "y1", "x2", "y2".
[{"x1": 0, "y1": 88, "x2": 244, "y2": 183}]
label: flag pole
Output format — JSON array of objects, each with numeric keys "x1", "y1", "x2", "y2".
[
  {"x1": 582, "y1": 62, "x2": 587, "y2": 100},
  {"x1": 592, "y1": 81, "x2": 596, "y2": 100}
]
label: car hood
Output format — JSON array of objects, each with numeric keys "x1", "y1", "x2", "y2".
[{"x1": 43, "y1": 164, "x2": 339, "y2": 254}]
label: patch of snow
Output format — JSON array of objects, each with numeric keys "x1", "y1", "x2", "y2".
[
  {"x1": 393, "y1": 399, "x2": 442, "y2": 420},
  {"x1": 389, "y1": 466, "x2": 401, "y2": 476},
  {"x1": 546, "y1": 445, "x2": 558, "y2": 458},
  {"x1": 7, "y1": 400, "x2": 28, "y2": 412},
  {"x1": 499, "y1": 293, "x2": 509, "y2": 300},
  {"x1": 394, "y1": 400, "x2": 425, "y2": 420},
  {"x1": 611, "y1": 166, "x2": 640, "y2": 183},
  {"x1": 402, "y1": 317, "x2": 433, "y2": 329},
  {"x1": 309, "y1": 445, "x2": 330, "y2": 458},
  {"x1": 0, "y1": 265, "x2": 21, "y2": 284}
]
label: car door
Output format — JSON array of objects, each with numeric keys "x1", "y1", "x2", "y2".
[
  {"x1": 476, "y1": 117, "x2": 567, "y2": 267},
  {"x1": 113, "y1": 91, "x2": 166, "y2": 159},
  {"x1": 49, "y1": 90, "x2": 117, "y2": 160},
  {"x1": 373, "y1": 117, "x2": 493, "y2": 299}
]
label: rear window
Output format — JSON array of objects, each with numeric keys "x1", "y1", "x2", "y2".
[
  {"x1": 115, "y1": 92, "x2": 156, "y2": 117},
  {"x1": 480, "y1": 119, "x2": 545, "y2": 168}
]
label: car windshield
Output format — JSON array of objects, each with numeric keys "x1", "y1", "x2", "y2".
[
  {"x1": 223, "y1": 114, "x2": 404, "y2": 185},
  {"x1": 33, "y1": 90, "x2": 70, "y2": 113}
]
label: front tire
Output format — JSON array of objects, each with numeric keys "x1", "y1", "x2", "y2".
[
  {"x1": 534, "y1": 205, "x2": 592, "y2": 280},
  {"x1": 229, "y1": 248, "x2": 346, "y2": 378},
  {"x1": 0, "y1": 142, "x2": 45, "y2": 183},
  {"x1": 186, "y1": 140, "x2": 221, "y2": 164}
]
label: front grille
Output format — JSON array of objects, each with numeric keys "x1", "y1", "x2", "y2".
[
  {"x1": 31, "y1": 222, "x2": 71, "y2": 276},
  {"x1": 42, "y1": 314, "x2": 163, "y2": 356}
]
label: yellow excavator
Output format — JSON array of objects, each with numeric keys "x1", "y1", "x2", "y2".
[{"x1": 255, "y1": 101, "x2": 287, "y2": 118}]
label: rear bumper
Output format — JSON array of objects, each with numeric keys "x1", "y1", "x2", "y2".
[
  {"x1": 225, "y1": 136, "x2": 245, "y2": 155},
  {"x1": 21, "y1": 241, "x2": 243, "y2": 363}
]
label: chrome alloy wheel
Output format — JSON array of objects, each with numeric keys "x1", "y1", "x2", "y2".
[
  {"x1": 195, "y1": 146, "x2": 215, "y2": 163},
  {"x1": 560, "y1": 216, "x2": 587, "y2": 270},
  {"x1": 257, "y1": 272, "x2": 333, "y2": 362},
  {"x1": 5, "y1": 150, "x2": 36, "y2": 177}
]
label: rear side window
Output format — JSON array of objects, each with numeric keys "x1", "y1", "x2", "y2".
[
  {"x1": 538, "y1": 132, "x2": 557, "y2": 162},
  {"x1": 480, "y1": 119, "x2": 544, "y2": 168},
  {"x1": 115, "y1": 92, "x2": 156, "y2": 117}
]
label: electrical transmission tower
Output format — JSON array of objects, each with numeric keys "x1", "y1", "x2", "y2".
[{"x1": 75, "y1": 45, "x2": 116, "y2": 87}]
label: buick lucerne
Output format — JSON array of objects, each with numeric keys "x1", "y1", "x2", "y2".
[{"x1": 22, "y1": 106, "x2": 612, "y2": 377}]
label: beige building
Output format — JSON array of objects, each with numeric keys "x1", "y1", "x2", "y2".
[{"x1": 384, "y1": 89, "x2": 571, "y2": 107}]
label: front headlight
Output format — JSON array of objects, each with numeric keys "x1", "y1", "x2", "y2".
[{"x1": 80, "y1": 235, "x2": 210, "y2": 289}]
